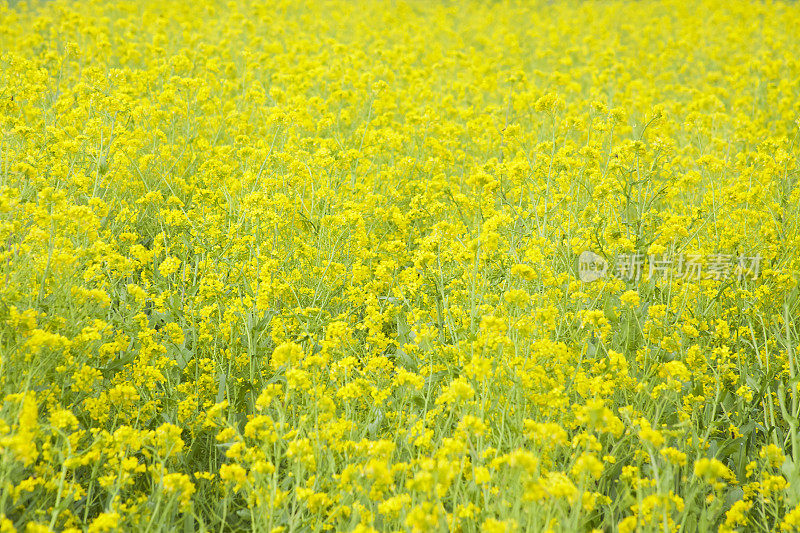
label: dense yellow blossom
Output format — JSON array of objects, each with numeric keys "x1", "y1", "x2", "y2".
[{"x1": 1, "y1": 0, "x2": 799, "y2": 530}]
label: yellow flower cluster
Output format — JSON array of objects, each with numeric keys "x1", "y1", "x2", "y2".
[{"x1": 1, "y1": 0, "x2": 799, "y2": 531}]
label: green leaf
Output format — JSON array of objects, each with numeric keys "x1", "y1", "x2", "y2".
[{"x1": 216, "y1": 371, "x2": 228, "y2": 403}]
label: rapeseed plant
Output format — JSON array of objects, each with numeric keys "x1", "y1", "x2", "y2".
[{"x1": 0, "y1": 0, "x2": 799, "y2": 531}]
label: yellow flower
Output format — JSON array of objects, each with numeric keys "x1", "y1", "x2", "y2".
[
  {"x1": 659, "y1": 447, "x2": 688, "y2": 467},
  {"x1": 162, "y1": 473, "x2": 196, "y2": 510},
  {"x1": 694, "y1": 458, "x2": 736, "y2": 490},
  {"x1": 0, "y1": 515, "x2": 14, "y2": 533},
  {"x1": 481, "y1": 518, "x2": 517, "y2": 533},
  {"x1": 154, "y1": 423, "x2": 184, "y2": 458},
  {"x1": 219, "y1": 463, "x2": 248, "y2": 491},
  {"x1": 270, "y1": 342, "x2": 304, "y2": 369},
  {"x1": 503, "y1": 289, "x2": 530, "y2": 306},
  {"x1": 158, "y1": 255, "x2": 182, "y2": 277},
  {"x1": 782, "y1": 503, "x2": 800, "y2": 531},
  {"x1": 255, "y1": 384, "x2": 283, "y2": 411},
  {"x1": 760, "y1": 444, "x2": 786, "y2": 468},
  {"x1": 723, "y1": 499, "x2": 752, "y2": 531},
  {"x1": 435, "y1": 377, "x2": 475, "y2": 407},
  {"x1": 87, "y1": 513, "x2": 119, "y2": 533},
  {"x1": 620, "y1": 290, "x2": 640, "y2": 307},
  {"x1": 618, "y1": 516, "x2": 637, "y2": 533},
  {"x1": 571, "y1": 453, "x2": 604, "y2": 481},
  {"x1": 638, "y1": 419, "x2": 665, "y2": 449},
  {"x1": 405, "y1": 502, "x2": 440, "y2": 533}
]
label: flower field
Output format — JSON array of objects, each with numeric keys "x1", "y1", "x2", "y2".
[{"x1": 1, "y1": 0, "x2": 800, "y2": 530}]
